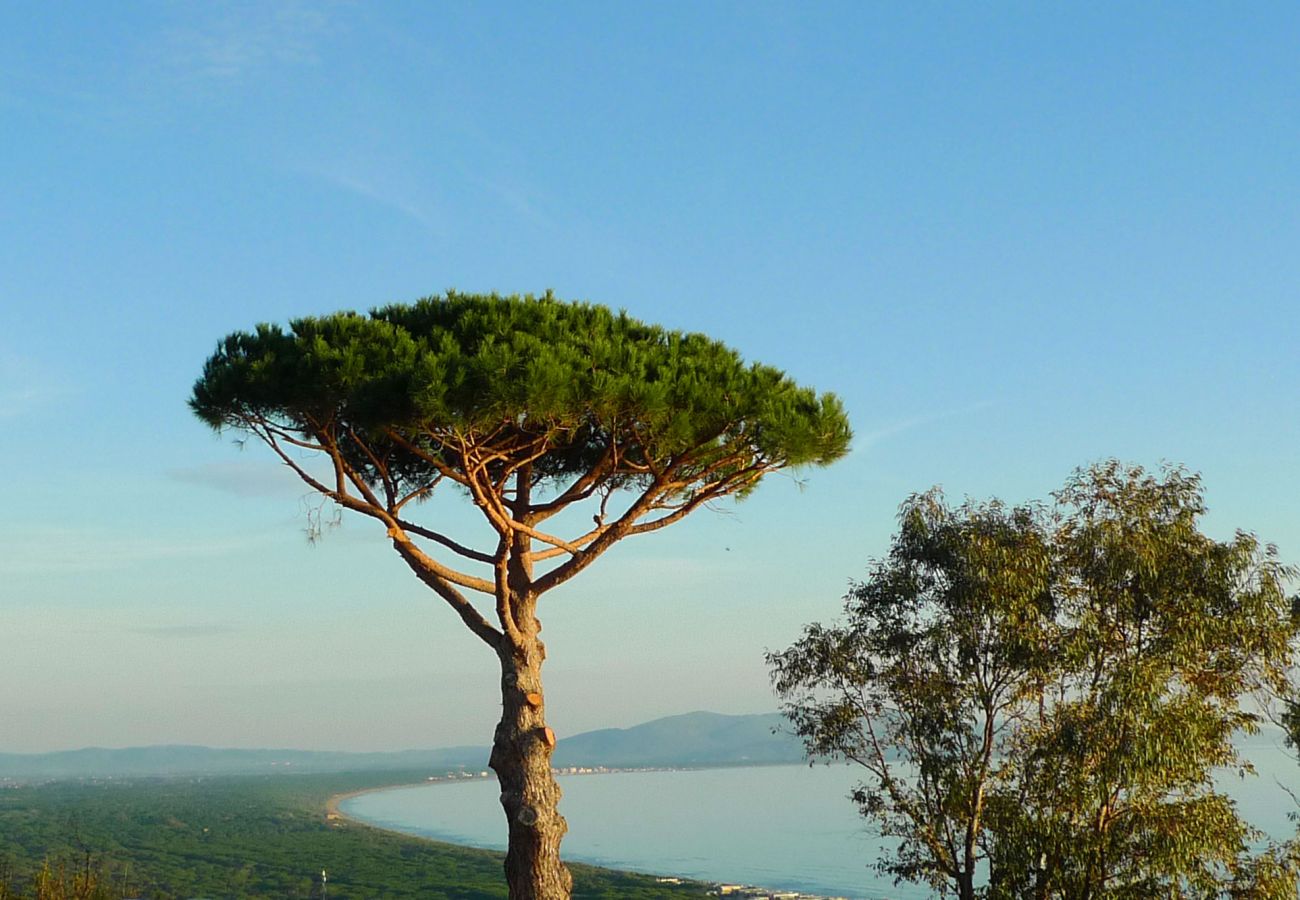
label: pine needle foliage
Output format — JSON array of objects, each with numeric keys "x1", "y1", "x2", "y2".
[
  {"x1": 189, "y1": 290, "x2": 851, "y2": 628},
  {"x1": 191, "y1": 291, "x2": 850, "y2": 503}
]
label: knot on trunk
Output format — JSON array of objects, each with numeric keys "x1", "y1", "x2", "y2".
[{"x1": 515, "y1": 805, "x2": 538, "y2": 826}]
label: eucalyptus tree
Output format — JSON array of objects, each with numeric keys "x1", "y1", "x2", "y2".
[
  {"x1": 987, "y1": 462, "x2": 1300, "y2": 900},
  {"x1": 190, "y1": 292, "x2": 851, "y2": 899},
  {"x1": 769, "y1": 492, "x2": 1058, "y2": 900},
  {"x1": 772, "y1": 462, "x2": 1299, "y2": 899}
]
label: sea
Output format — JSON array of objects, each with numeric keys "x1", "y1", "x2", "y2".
[{"x1": 341, "y1": 742, "x2": 1300, "y2": 900}]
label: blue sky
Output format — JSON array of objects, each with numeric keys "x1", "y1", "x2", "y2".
[{"x1": 2, "y1": 2, "x2": 1297, "y2": 752}]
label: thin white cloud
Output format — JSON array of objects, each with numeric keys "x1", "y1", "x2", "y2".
[
  {"x1": 0, "y1": 353, "x2": 73, "y2": 419},
  {"x1": 0, "y1": 528, "x2": 263, "y2": 576},
  {"x1": 478, "y1": 177, "x2": 554, "y2": 230},
  {"x1": 854, "y1": 400, "x2": 997, "y2": 454},
  {"x1": 1, "y1": 3, "x2": 351, "y2": 129},
  {"x1": 157, "y1": 1, "x2": 344, "y2": 82},
  {"x1": 168, "y1": 460, "x2": 322, "y2": 499},
  {"x1": 304, "y1": 161, "x2": 442, "y2": 232},
  {"x1": 0, "y1": 385, "x2": 53, "y2": 419}
]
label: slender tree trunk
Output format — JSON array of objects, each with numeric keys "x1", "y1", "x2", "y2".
[
  {"x1": 489, "y1": 622, "x2": 571, "y2": 899},
  {"x1": 956, "y1": 870, "x2": 975, "y2": 900}
]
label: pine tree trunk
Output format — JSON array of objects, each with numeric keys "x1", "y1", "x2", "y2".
[{"x1": 489, "y1": 631, "x2": 571, "y2": 900}]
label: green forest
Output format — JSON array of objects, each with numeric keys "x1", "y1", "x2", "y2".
[{"x1": 0, "y1": 772, "x2": 709, "y2": 899}]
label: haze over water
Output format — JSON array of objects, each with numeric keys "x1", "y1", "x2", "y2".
[{"x1": 344, "y1": 742, "x2": 1299, "y2": 900}]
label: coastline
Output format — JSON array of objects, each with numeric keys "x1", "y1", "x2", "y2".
[{"x1": 326, "y1": 767, "x2": 853, "y2": 900}]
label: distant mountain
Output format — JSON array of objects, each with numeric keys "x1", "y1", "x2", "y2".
[
  {"x1": 0, "y1": 712, "x2": 803, "y2": 780},
  {"x1": 553, "y1": 711, "x2": 802, "y2": 768}
]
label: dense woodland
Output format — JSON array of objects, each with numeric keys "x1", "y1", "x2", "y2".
[{"x1": 0, "y1": 772, "x2": 709, "y2": 899}]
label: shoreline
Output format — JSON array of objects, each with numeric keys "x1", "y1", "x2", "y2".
[{"x1": 326, "y1": 766, "x2": 852, "y2": 900}]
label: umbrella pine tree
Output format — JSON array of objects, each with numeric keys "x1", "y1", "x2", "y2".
[{"x1": 191, "y1": 292, "x2": 851, "y2": 899}]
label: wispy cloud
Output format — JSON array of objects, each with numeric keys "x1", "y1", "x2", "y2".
[
  {"x1": 168, "y1": 460, "x2": 321, "y2": 499},
  {"x1": 0, "y1": 385, "x2": 56, "y2": 419},
  {"x1": 303, "y1": 161, "x2": 442, "y2": 232},
  {"x1": 0, "y1": 353, "x2": 73, "y2": 419},
  {"x1": 156, "y1": 1, "x2": 344, "y2": 82},
  {"x1": 2, "y1": 3, "x2": 351, "y2": 129},
  {"x1": 478, "y1": 177, "x2": 554, "y2": 230},
  {"x1": 0, "y1": 528, "x2": 262, "y2": 576},
  {"x1": 855, "y1": 400, "x2": 997, "y2": 454}
]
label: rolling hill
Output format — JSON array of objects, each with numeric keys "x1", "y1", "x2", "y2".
[{"x1": 0, "y1": 711, "x2": 804, "y2": 780}]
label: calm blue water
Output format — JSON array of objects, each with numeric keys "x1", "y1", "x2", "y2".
[{"x1": 342, "y1": 744, "x2": 1299, "y2": 900}]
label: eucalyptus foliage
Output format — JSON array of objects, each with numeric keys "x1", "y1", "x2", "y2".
[{"x1": 771, "y1": 462, "x2": 1300, "y2": 900}]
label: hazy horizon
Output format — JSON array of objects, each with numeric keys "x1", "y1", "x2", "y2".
[
  {"x1": 4, "y1": 4, "x2": 1298, "y2": 753},
  {"x1": 2, "y1": 707, "x2": 786, "y2": 756},
  {"x1": 6, "y1": 708, "x2": 1291, "y2": 759}
]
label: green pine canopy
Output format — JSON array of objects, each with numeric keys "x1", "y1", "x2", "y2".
[{"x1": 191, "y1": 291, "x2": 851, "y2": 511}]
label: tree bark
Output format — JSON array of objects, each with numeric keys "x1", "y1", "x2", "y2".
[
  {"x1": 489, "y1": 623, "x2": 571, "y2": 899},
  {"x1": 956, "y1": 870, "x2": 975, "y2": 900}
]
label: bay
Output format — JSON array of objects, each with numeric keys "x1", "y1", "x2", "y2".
[{"x1": 342, "y1": 744, "x2": 1300, "y2": 899}]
